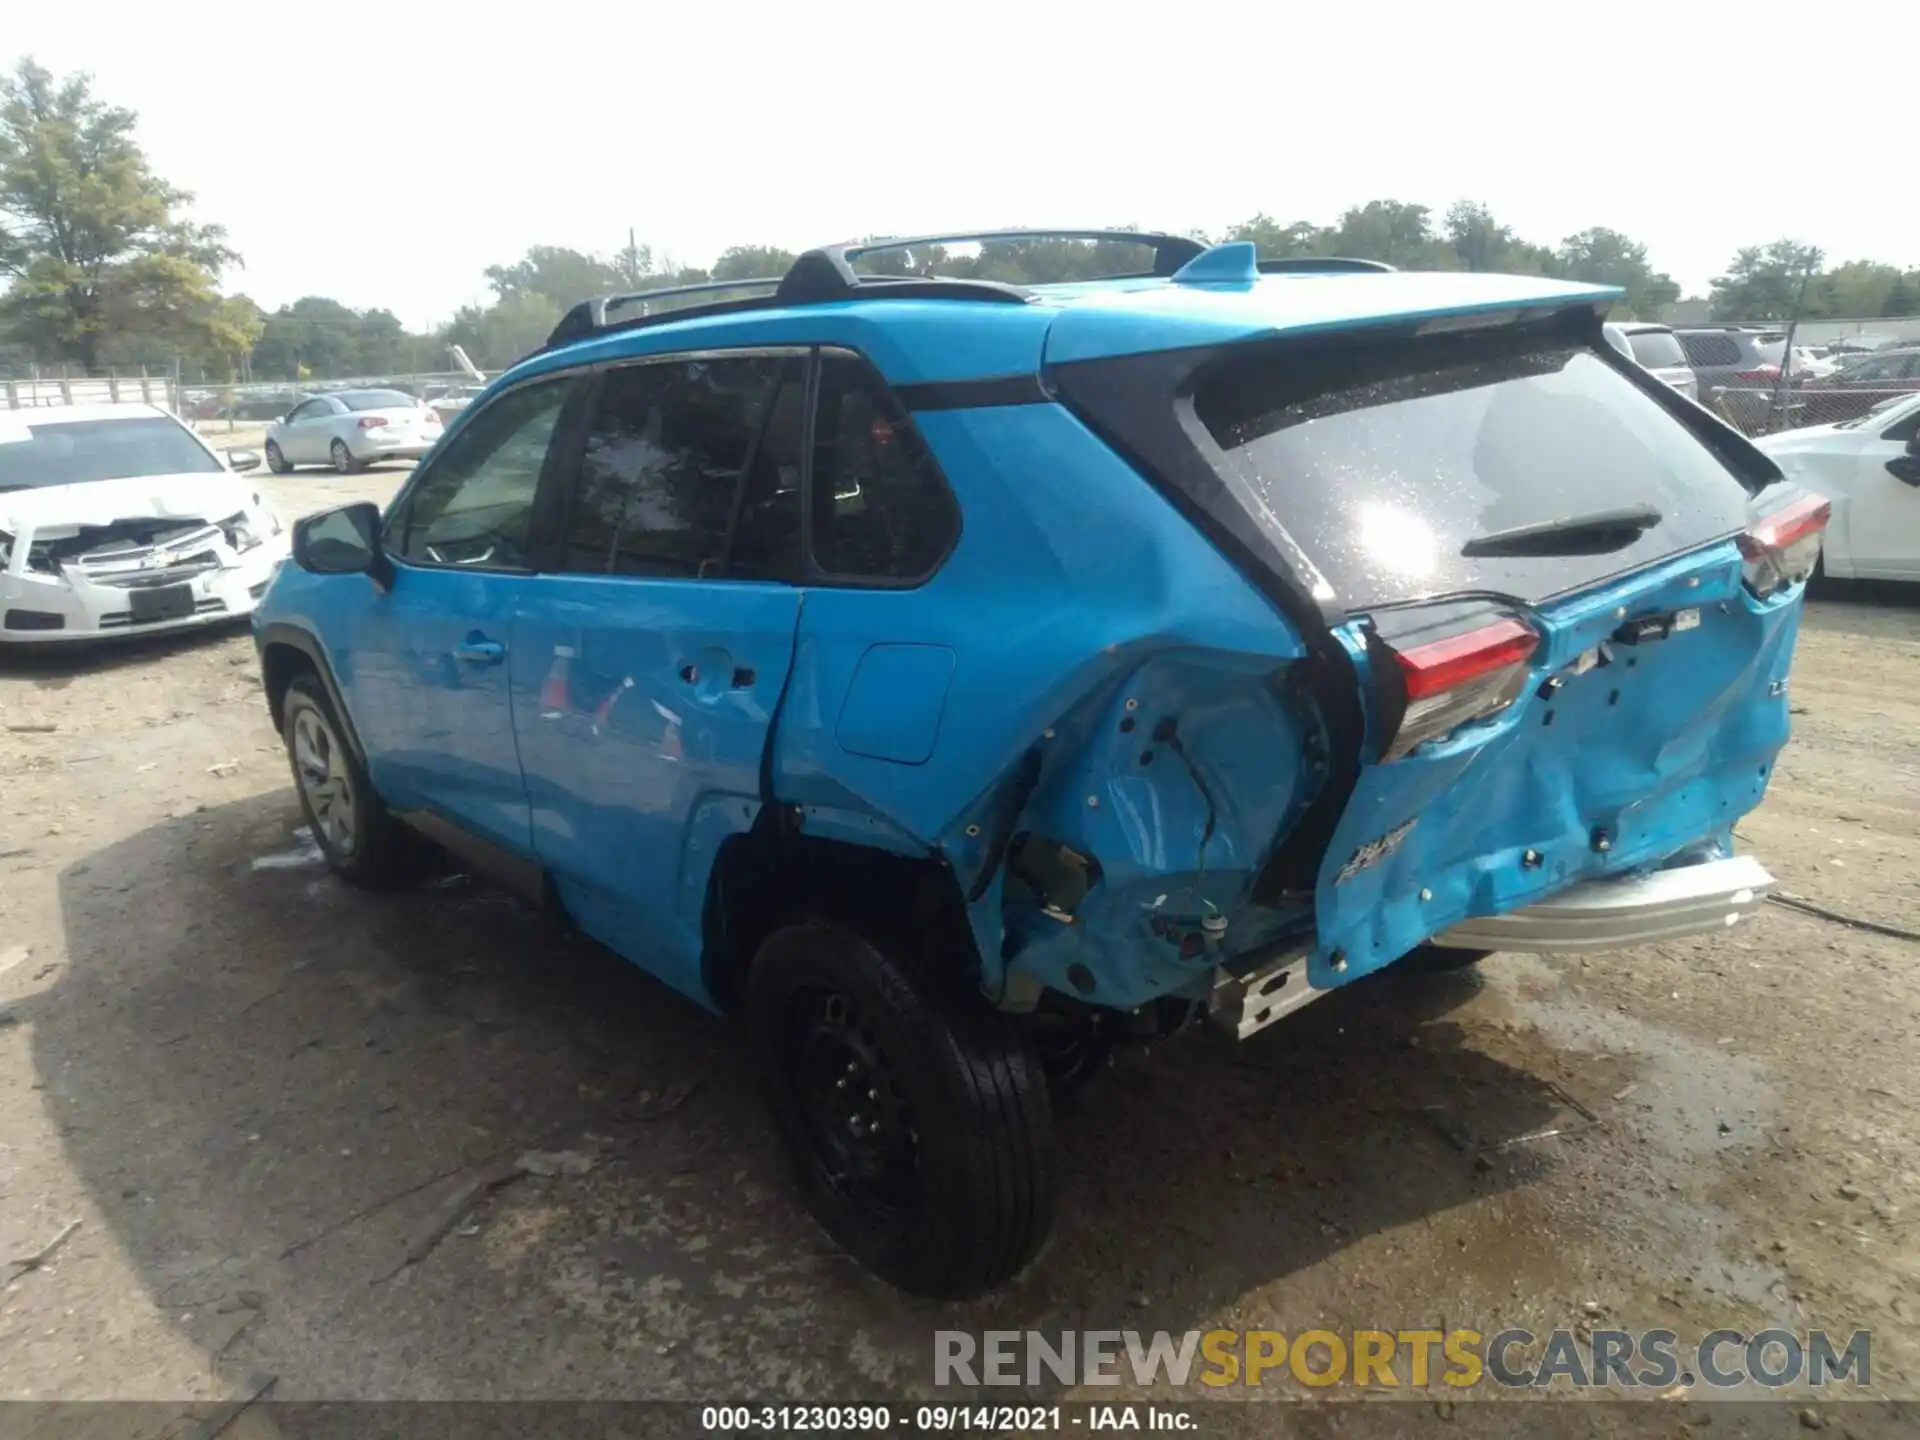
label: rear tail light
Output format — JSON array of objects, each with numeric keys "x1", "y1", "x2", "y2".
[
  {"x1": 1736, "y1": 364, "x2": 1782, "y2": 383},
  {"x1": 357, "y1": 416, "x2": 387, "y2": 430},
  {"x1": 1737, "y1": 493, "x2": 1829, "y2": 597},
  {"x1": 1377, "y1": 617, "x2": 1539, "y2": 760}
]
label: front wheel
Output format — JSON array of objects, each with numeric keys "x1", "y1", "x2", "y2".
[
  {"x1": 281, "y1": 673, "x2": 415, "y2": 887},
  {"x1": 265, "y1": 439, "x2": 293, "y2": 473},
  {"x1": 746, "y1": 920, "x2": 1056, "y2": 1299}
]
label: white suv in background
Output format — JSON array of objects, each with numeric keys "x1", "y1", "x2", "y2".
[
  {"x1": 0, "y1": 402, "x2": 288, "y2": 645},
  {"x1": 1602, "y1": 322, "x2": 1698, "y2": 400}
]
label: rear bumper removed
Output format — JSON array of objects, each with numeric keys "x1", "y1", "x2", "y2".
[{"x1": 1211, "y1": 853, "x2": 1774, "y2": 1039}]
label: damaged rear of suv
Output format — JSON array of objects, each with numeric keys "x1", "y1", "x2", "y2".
[{"x1": 256, "y1": 232, "x2": 1818, "y2": 1300}]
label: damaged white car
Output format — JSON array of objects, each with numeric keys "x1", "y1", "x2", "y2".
[{"x1": 0, "y1": 402, "x2": 290, "y2": 644}]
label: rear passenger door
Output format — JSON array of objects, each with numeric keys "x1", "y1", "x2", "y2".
[
  {"x1": 292, "y1": 396, "x2": 345, "y2": 462},
  {"x1": 508, "y1": 349, "x2": 807, "y2": 1001}
]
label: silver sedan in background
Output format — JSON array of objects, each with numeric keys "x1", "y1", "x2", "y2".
[{"x1": 264, "y1": 389, "x2": 444, "y2": 474}]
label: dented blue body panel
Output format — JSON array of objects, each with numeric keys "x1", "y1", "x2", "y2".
[
  {"x1": 255, "y1": 260, "x2": 1806, "y2": 1022},
  {"x1": 1309, "y1": 544, "x2": 1799, "y2": 989}
]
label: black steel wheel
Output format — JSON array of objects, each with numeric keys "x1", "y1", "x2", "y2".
[{"x1": 747, "y1": 920, "x2": 1055, "y2": 1298}]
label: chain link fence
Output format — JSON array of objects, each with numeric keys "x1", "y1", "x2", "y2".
[
  {"x1": 3, "y1": 361, "x2": 489, "y2": 435},
  {"x1": 1682, "y1": 314, "x2": 1920, "y2": 439}
]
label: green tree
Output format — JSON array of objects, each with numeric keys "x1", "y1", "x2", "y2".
[
  {"x1": 441, "y1": 291, "x2": 561, "y2": 370},
  {"x1": 1881, "y1": 275, "x2": 1916, "y2": 319},
  {"x1": 251, "y1": 296, "x2": 361, "y2": 379},
  {"x1": 1323, "y1": 201, "x2": 1454, "y2": 269},
  {"x1": 1707, "y1": 240, "x2": 1823, "y2": 322},
  {"x1": 0, "y1": 58, "x2": 239, "y2": 369},
  {"x1": 711, "y1": 245, "x2": 796, "y2": 282},
  {"x1": 1441, "y1": 201, "x2": 1558, "y2": 276},
  {"x1": 1221, "y1": 213, "x2": 1326, "y2": 258},
  {"x1": 483, "y1": 245, "x2": 624, "y2": 310},
  {"x1": 1804, "y1": 260, "x2": 1901, "y2": 319},
  {"x1": 1554, "y1": 227, "x2": 1676, "y2": 318}
]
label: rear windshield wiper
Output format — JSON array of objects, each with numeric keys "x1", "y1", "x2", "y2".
[{"x1": 1461, "y1": 504, "x2": 1662, "y2": 558}]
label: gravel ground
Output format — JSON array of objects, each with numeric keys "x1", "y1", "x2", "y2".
[{"x1": 1, "y1": 465, "x2": 1916, "y2": 1435}]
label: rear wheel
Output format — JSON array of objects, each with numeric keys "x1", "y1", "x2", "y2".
[
  {"x1": 330, "y1": 438, "x2": 359, "y2": 475},
  {"x1": 265, "y1": 439, "x2": 293, "y2": 473},
  {"x1": 281, "y1": 673, "x2": 414, "y2": 887},
  {"x1": 746, "y1": 920, "x2": 1055, "y2": 1298}
]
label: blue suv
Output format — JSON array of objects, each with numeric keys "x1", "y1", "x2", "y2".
[{"x1": 253, "y1": 230, "x2": 1824, "y2": 1297}]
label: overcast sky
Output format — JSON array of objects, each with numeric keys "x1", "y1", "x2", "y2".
[{"x1": 6, "y1": 1, "x2": 1909, "y2": 331}]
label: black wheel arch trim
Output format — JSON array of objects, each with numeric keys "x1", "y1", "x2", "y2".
[{"x1": 256, "y1": 622, "x2": 368, "y2": 769}]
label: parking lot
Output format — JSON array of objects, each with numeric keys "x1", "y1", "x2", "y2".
[{"x1": 1, "y1": 453, "x2": 1917, "y2": 1431}]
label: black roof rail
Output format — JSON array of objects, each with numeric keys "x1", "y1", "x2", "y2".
[
  {"x1": 1256, "y1": 256, "x2": 1396, "y2": 275},
  {"x1": 538, "y1": 229, "x2": 1209, "y2": 353},
  {"x1": 546, "y1": 278, "x2": 785, "y2": 349}
]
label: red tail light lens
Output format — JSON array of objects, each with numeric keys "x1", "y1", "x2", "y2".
[
  {"x1": 1736, "y1": 365, "x2": 1782, "y2": 383},
  {"x1": 1737, "y1": 493, "x2": 1829, "y2": 597},
  {"x1": 1381, "y1": 618, "x2": 1538, "y2": 760},
  {"x1": 357, "y1": 416, "x2": 387, "y2": 430}
]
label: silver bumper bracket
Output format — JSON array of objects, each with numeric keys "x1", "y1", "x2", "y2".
[{"x1": 1427, "y1": 854, "x2": 1775, "y2": 953}]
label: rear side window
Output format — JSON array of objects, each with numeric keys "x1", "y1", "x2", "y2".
[
  {"x1": 340, "y1": 389, "x2": 416, "y2": 411},
  {"x1": 810, "y1": 352, "x2": 959, "y2": 581},
  {"x1": 1194, "y1": 334, "x2": 1756, "y2": 610},
  {"x1": 562, "y1": 356, "x2": 788, "y2": 578},
  {"x1": 1841, "y1": 355, "x2": 1897, "y2": 381},
  {"x1": 1627, "y1": 330, "x2": 1688, "y2": 369},
  {"x1": 1677, "y1": 332, "x2": 1741, "y2": 367}
]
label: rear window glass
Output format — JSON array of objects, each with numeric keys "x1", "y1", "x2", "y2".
[
  {"x1": 339, "y1": 390, "x2": 416, "y2": 411},
  {"x1": 1678, "y1": 332, "x2": 1742, "y2": 367},
  {"x1": 1194, "y1": 336, "x2": 1754, "y2": 610},
  {"x1": 1627, "y1": 330, "x2": 1688, "y2": 369}
]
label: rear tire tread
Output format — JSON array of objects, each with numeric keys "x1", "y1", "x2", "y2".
[{"x1": 747, "y1": 920, "x2": 1054, "y2": 1298}]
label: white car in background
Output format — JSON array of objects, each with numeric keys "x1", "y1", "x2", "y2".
[
  {"x1": 1602, "y1": 322, "x2": 1698, "y2": 399},
  {"x1": 1755, "y1": 338, "x2": 1837, "y2": 380},
  {"x1": 264, "y1": 388, "x2": 443, "y2": 475},
  {"x1": 0, "y1": 402, "x2": 289, "y2": 644},
  {"x1": 1755, "y1": 391, "x2": 1920, "y2": 581}
]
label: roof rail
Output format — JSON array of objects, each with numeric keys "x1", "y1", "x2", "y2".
[
  {"x1": 537, "y1": 229, "x2": 1231, "y2": 353},
  {"x1": 1256, "y1": 256, "x2": 1396, "y2": 275},
  {"x1": 546, "y1": 278, "x2": 786, "y2": 349}
]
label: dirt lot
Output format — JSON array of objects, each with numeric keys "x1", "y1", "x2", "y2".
[{"x1": 1, "y1": 462, "x2": 1916, "y2": 1434}]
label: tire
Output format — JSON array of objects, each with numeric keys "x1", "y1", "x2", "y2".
[
  {"x1": 265, "y1": 440, "x2": 293, "y2": 474},
  {"x1": 746, "y1": 920, "x2": 1056, "y2": 1298},
  {"x1": 1399, "y1": 943, "x2": 1492, "y2": 974},
  {"x1": 280, "y1": 673, "x2": 415, "y2": 887},
  {"x1": 330, "y1": 438, "x2": 360, "y2": 475}
]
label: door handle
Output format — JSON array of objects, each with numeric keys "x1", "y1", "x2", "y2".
[{"x1": 454, "y1": 637, "x2": 505, "y2": 665}]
